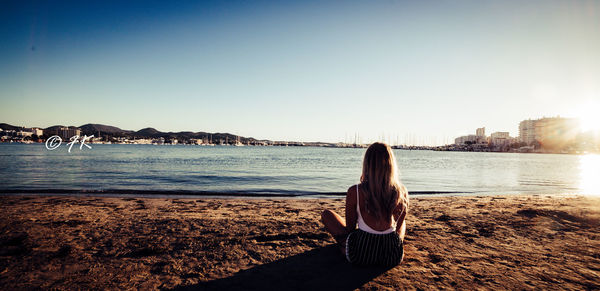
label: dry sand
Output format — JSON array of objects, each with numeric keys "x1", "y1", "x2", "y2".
[{"x1": 0, "y1": 194, "x2": 599, "y2": 290}]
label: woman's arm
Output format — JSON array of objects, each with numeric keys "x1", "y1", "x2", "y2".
[
  {"x1": 345, "y1": 185, "x2": 358, "y2": 233},
  {"x1": 395, "y1": 185, "x2": 409, "y2": 238},
  {"x1": 394, "y1": 204, "x2": 407, "y2": 238},
  {"x1": 397, "y1": 219, "x2": 406, "y2": 241}
]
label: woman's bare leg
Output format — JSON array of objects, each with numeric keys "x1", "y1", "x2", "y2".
[{"x1": 321, "y1": 209, "x2": 348, "y2": 254}]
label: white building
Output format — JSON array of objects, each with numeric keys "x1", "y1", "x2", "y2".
[
  {"x1": 152, "y1": 137, "x2": 165, "y2": 145},
  {"x1": 476, "y1": 127, "x2": 486, "y2": 137},
  {"x1": 133, "y1": 138, "x2": 152, "y2": 144},
  {"x1": 31, "y1": 128, "x2": 43, "y2": 136},
  {"x1": 59, "y1": 127, "x2": 81, "y2": 139},
  {"x1": 519, "y1": 120, "x2": 536, "y2": 145},
  {"x1": 455, "y1": 135, "x2": 479, "y2": 145},
  {"x1": 519, "y1": 117, "x2": 578, "y2": 147},
  {"x1": 190, "y1": 138, "x2": 204, "y2": 145},
  {"x1": 455, "y1": 127, "x2": 488, "y2": 145},
  {"x1": 490, "y1": 132, "x2": 511, "y2": 146},
  {"x1": 16, "y1": 131, "x2": 33, "y2": 137}
]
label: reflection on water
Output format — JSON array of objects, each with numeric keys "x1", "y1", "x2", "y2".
[
  {"x1": 579, "y1": 154, "x2": 600, "y2": 195},
  {"x1": 0, "y1": 144, "x2": 598, "y2": 196}
]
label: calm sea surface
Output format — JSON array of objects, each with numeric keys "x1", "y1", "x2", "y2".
[{"x1": 1, "y1": 143, "x2": 599, "y2": 197}]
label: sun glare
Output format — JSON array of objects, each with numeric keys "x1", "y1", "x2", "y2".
[
  {"x1": 579, "y1": 154, "x2": 600, "y2": 196},
  {"x1": 577, "y1": 102, "x2": 600, "y2": 133}
]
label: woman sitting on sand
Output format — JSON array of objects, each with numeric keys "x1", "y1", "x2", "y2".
[{"x1": 321, "y1": 142, "x2": 408, "y2": 266}]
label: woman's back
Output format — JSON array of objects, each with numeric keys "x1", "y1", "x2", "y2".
[
  {"x1": 345, "y1": 184, "x2": 405, "y2": 266},
  {"x1": 356, "y1": 184, "x2": 402, "y2": 233}
]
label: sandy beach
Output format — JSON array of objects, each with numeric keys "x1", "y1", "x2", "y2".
[{"x1": 0, "y1": 194, "x2": 599, "y2": 290}]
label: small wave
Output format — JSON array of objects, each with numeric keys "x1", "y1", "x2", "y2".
[
  {"x1": 0, "y1": 188, "x2": 344, "y2": 197},
  {"x1": 0, "y1": 188, "x2": 471, "y2": 197},
  {"x1": 408, "y1": 191, "x2": 474, "y2": 195}
]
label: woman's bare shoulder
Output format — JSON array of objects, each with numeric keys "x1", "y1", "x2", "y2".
[{"x1": 347, "y1": 184, "x2": 357, "y2": 194}]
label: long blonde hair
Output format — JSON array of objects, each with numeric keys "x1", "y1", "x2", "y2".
[{"x1": 359, "y1": 142, "x2": 408, "y2": 221}]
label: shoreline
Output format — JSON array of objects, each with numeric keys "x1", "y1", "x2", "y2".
[
  {"x1": 2, "y1": 141, "x2": 598, "y2": 155},
  {"x1": 1, "y1": 194, "x2": 599, "y2": 289},
  {"x1": 0, "y1": 189, "x2": 589, "y2": 200}
]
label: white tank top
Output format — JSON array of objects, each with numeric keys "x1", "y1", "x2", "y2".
[{"x1": 356, "y1": 184, "x2": 401, "y2": 234}]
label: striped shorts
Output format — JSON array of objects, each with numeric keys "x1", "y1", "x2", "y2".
[{"x1": 345, "y1": 229, "x2": 404, "y2": 266}]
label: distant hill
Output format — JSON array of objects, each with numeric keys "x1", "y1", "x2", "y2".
[
  {"x1": 0, "y1": 123, "x2": 20, "y2": 131},
  {"x1": 2, "y1": 122, "x2": 264, "y2": 143},
  {"x1": 79, "y1": 124, "x2": 133, "y2": 136},
  {"x1": 135, "y1": 127, "x2": 161, "y2": 137}
]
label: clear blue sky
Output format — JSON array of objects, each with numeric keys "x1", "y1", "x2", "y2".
[{"x1": 1, "y1": 0, "x2": 598, "y2": 144}]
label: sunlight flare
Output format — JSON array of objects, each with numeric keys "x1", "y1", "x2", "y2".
[
  {"x1": 579, "y1": 154, "x2": 600, "y2": 196},
  {"x1": 577, "y1": 101, "x2": 600, "y2": 133}
]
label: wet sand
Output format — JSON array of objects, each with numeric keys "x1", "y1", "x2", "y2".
[{"x1": 0, "y1": 194, "x2": 599, "y2": 290}]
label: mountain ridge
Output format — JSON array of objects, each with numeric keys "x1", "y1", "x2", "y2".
[{"x1": 0, "y1": 122, "x2": 264, "y2": 143}]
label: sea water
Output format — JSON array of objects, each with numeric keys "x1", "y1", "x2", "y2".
[{"x1": 0, "y1": 143, "x2": 597, "y2": 197}]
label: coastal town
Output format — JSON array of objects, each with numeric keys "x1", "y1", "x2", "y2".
[
  {"x1": 446, "y1": 116, "x2": 598, "y2": 154},
  {"x1": 1, "y1": 116, "x2": 598, "y2": 154}
]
